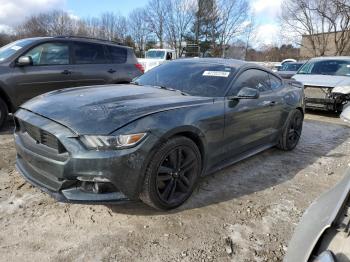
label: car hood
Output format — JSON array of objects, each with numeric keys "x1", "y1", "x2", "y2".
[
  {"x1": 284, "y1": 169, "x2": 350, "y2": 262},
  {"x1": 293, "y1": 74, "x2": 350, "y2": 88},
  {"x1": 20, "y1": 84, "x2": 213, "y2": 135}
]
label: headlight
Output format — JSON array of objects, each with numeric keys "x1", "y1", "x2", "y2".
[
  {"x1": 332, "y1": 85, "x2": 350, "y2": 94},
  {"x1": 80, "y1": 133, "x2": 147, "y2": 150}
]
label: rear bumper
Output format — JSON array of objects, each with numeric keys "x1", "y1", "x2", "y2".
[{"x1": 14, "y1": 109, "x2": 157, "y2": 203}]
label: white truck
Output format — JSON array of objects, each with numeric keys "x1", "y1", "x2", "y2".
[{"x1": 138, "y1": 49, "x2": 176, "y2": 72}]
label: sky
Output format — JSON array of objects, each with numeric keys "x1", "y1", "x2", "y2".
[{"x1": 0, "y1": 0, "x2": 283, "y2": 46}]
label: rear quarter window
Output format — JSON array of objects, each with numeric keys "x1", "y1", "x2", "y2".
[
  {"x1": 106, "y1": 45, "x2": 127, "y2": 64},
  {"x1": 73, "y1": 42, "x2": 108, "y2": 64},
  {"x1": 269, "y1": 74, "x2": 283, "y2": 90}
]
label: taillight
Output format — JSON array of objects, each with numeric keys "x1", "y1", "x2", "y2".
[{"x1": 135, "y1": 63, "x2": 144, "y2": 73}]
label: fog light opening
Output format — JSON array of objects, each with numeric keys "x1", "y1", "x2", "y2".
[
  {"x1": 80, "y1": 181, "x2": 118, "y2": 194},
  {"x1": 77, "y1": 176, "x2": 111, "y2": 183}
]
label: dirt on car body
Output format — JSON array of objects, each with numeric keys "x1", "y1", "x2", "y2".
[{"x1": 1, "y1": 113, "x2": 350, "y2": 262}]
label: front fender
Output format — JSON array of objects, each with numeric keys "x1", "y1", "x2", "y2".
[{"x1": 112, "y1": 101, "x2": 225, "y2": 193}]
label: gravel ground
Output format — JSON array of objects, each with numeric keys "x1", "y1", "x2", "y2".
[{"x1": 0, "y1": 112, "x2": 349, "y2": 262}]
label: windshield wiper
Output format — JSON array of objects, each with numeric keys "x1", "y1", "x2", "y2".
[{"x1": 154, "y1": 85, "x2": 190, "y2": 96}]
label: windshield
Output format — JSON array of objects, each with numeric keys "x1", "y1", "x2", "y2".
[
  {"x1": 298, "y1": 59, "x2": 350, "y2": 76},
  {"x1": 135, "y1": 61, "x2": 236, "y2": 97},
  {"x1": 280, "y1": 63, "x2": 303, "y2": 72},
  {"x1": 0, "y1": 39, "x2": 35, "y2": 62},
  {"x1": 145, "y1": 50, "x2": 165, "y2": 59}
]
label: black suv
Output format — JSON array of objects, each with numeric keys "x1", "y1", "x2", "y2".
[{"x1": 0, "y1": 36, "x2": 144, "y2": 128}]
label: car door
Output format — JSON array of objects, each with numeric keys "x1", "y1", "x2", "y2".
[
  {"x1": 9, "y1": 41, "x2": 74, "y2": 107},
  {"x1": 70, "y1": 41, "x2": 117, "y2": 86},
  {"x1": 223, "y1": 68, "x2": 283, "y2": 159},
  {"x1": 268, "y1": 72, "x2": 289, "y2": 128}
]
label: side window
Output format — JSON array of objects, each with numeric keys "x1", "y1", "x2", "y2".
[
  {"x1": 166, "y1": 52, "x2": 172, "y2": 60},
  {"x1": 74, "y1": 42, "x2": 108, "y2": 64},
  {"x1": 106, "y1": 45, "x2": 127, "y2": 64},
  {"x1": 269, "y1": 74, "x2": 283, "y2": 90},
  {"x1": 229, "y1": 69, "x2": 271, "y2": 95},
  {"x1": 24, "y1": 42, "x2": 69, "y2": 65}
]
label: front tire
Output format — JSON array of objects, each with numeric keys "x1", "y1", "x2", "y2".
[
  {"x1": 277, "y1": 109, "x2": 303, "y2": 151},
  {"x1": 140, "y1": 136, "x2": 202, "y2": 210},
  {"x1": 0, "y1": 98, "x2": 8, "y2": 129}
]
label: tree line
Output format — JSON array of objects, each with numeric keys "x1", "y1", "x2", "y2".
[
  {"x1": 1, "y1": 0, "x2": 349, "y2": 60},
  {"x1": 281, "y1": 0, "x2": 350, "y2": 57},
  {"x1": 0, "y1": 0, "x2": 255, "y2": 59}
]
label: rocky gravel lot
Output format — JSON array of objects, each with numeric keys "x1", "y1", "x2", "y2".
[{"x1": 0, "y1": 112, "x2": 350, "y2": 262}]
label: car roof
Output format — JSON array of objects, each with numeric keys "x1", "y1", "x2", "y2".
[
  {"x1": 148, "y1": 49, "x2": 175, "y2": 52},
  {"x1": 25, "y1": 36, "x2": 130, "y2": 49},
  {"x1": 285, "y1": 62, "x2": 304, "y2": 65},
  {"x1": 174, "y1": 58, "x2": 247, "y2": 67},
  {"x1": 311, "y1": 56, "x2": 350, "y2": 61}
]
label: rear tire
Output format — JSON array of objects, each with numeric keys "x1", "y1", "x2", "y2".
[
  {"x1": 140, "y1": 136, "x2": 201, "y2": 210},
  {"x1": 0, "y1": 98, "x2": 8, "y2": 129},
  {"x1": 277, "y1": 109, "x2": 303, "y2": 151}
]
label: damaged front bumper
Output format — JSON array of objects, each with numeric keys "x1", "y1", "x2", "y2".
[
  {"x1": 14, "y1": 109, "x2": 157, "y2": 203},
  {"x1": 304, "y1": 86, "x2": 349, "y2": 111}
]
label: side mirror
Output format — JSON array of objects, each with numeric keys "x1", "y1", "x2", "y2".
[
  {"x1": 17, "y1": 56, "x2": 33, "y2": 66},
  {"x1": 232, "y1": 87, "x2": 260, "y2": 99}
]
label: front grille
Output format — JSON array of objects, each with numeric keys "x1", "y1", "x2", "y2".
[
  {"x1": 19, "y1": 120, "x2": 66, "y2": 153},
  {"x1": 304, "y1": 86, "x2": 332, "y2": 99}
]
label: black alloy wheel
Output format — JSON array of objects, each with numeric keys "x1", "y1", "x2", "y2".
[
  {"x1": 277, "y1": 109, "x2": 303, "y2": 151},
  {"x1": 140, "y1": 136, "x2": 201, "y2": 210},
  {"x1": 287, "y1": 111, "x2": 303, "y2": 148},
  {"x1": 156, "y1": 146, "x2": 197, "y2": 205}
]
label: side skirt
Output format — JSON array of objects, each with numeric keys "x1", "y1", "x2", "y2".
[{"x1": 204, "y1": 143, "x2": 277, "y2": 176}]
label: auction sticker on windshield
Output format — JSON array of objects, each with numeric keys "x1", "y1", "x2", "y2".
[
  {"x1": 10, "y1": 46, "x2": 22, "y2": 51},
  {"x1": 203, "y1": 71, "x2": 230, "y2": 77}
]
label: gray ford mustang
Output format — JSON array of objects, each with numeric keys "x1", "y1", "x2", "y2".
[{"x1": 14, "y1": 58, "x2": 304, "y2": 210}]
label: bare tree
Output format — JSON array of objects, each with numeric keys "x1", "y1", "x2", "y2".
[
  {"x1": 82, "y1": 17, "x2": 101, "y2": 38},
  {"x1": 315, "y1": 0, "x2": 350, "y2": 55},
  {"x1": 243, "y1": 14, "x2": 257, "y2": 59},
  {"x1": 217, "y1": 0, "x2": 249, "y2": 57},
  {"x1": 164, "y1": 0, "x2": 196, "y2": 56},
  {"x1": 99, "y1": 12, "x2": 127, "y2": 42},
  {"x1": 128, "y1": 8, "x2": 149, "y2": 55},
  {"x1": 144, "y1": 0, "x2": 167, "y2": 48},
  {"x1": 16, "y1": 10, "x2": 82, "y2": 37},
  {"x1": 281, "y1": 0, "x2": 350, "y2": 57}
]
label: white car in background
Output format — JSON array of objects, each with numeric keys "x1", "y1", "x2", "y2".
[
  {"x1": 138, "y1": 49, "x2": 176, "y2": 72},
  {"x1": 293, "y1": 57, "x2": 350, "y2": 113}
]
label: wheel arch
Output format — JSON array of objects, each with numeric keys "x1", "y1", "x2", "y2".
[{"x1": 158, "y1": 126, "x2": 207, "y2": 170}]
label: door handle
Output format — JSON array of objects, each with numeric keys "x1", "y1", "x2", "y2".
[
  {"x1": 108, "y1": 69, "x2": 116, "y2": 74},
  {"x1": 61, "y1": 70, "x2": 72, "y2": 75},
  {"x1": 269, "y1": 101, "x2": 277, "y2": 106}
]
